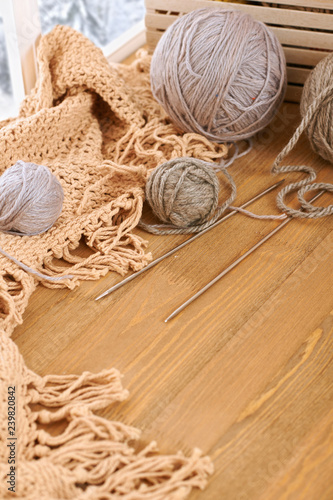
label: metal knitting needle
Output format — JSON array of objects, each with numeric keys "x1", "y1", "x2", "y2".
[
  {"x1": 95, "y1": 179, "x2": 285, "y2": 301},
  {"x1": 164, "y1": 190, "x2": 325, "y2": 322}
]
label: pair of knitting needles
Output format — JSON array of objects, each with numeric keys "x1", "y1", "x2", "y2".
[
  {"x1": 165, "y1": 189, "x2": 324, "y2": 322},
  {"x1": 95, "y1": 178, "x2": 298, "y2": 314}
]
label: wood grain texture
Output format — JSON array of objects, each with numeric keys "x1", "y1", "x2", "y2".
[{"x1": 12, "y1": 89, "x2": 333, "y2": 498}]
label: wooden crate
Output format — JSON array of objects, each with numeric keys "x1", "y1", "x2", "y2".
[{"x1": 145, "y1": 0, "x2": 333, "y2": 103}]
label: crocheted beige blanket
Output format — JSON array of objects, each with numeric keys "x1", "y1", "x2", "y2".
[{"x1": 0, "y1": 25, "x2": 228, "y2": 499}]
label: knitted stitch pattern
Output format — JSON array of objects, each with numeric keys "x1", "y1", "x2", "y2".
[{"x1": 0, "y1": 25, "x2": 227, "y2": 498}]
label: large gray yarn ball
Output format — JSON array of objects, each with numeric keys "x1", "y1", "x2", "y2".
[{"x1": 150, "y1": 8, "x2": 287, "y2": 142}]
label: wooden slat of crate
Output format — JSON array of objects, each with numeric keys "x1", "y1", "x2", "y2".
[
  {"x1": 285, "y1": 84, "x2": 303, "y2": 102},
  {"x1": 146, "y1": 29, "x2": 332, "y2": 56},
  {"x1": 249, "y1": 0, "x2": 333, "y2": 8},
  {"x1": 146, "y1": 1, "x2": 333, "y2": 30},
  {"x1": 270, "y1": 27, "x2": 333, "y2": 50},
  {"x1": 287, "y1": 66, "x2": 310, "y2": 85},
  {"x1": 283, "y1": 47, "x2": 330, "y2": 67},
  {"x1": 147, "y1": 0, "x2": 333, "y2": 9},
  {"x1": 146, "y1": 17, "x2": 333, "y2": 50},
  {"x1": 145, "y1": 0, "x2": 333, "y2": 102}
]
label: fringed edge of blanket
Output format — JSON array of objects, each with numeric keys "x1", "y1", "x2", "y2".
[
  {"x1": 0, "y1": 345, "x2": 214, "y2": 499},
  {"x1": 34, "y1": 186, "x2": 152, "y2": 290}
]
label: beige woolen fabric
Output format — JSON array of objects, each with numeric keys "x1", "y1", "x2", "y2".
[{"x1": 0, "y1": 25, "x2": 229, "y2": 498}]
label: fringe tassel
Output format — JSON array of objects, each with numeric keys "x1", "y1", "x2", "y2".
[
  {"x1": 1, "y1": 444, "x2": 213, "y2": 499},
  {"x1": 34, "y1": 192, "x2": 152, "y2": 288},
  {"x1": 0, "y1": 271, "x2": 36, "y2": 335},
  {"x1": 13, "y1": 367, "x2": 215, "y2": 500},
  {"x1": 37, "y1": 242, "x2": 152, "y2": 289},
  {"x1": 28, "y1": 368, "x2": 129, "y2": 422}
]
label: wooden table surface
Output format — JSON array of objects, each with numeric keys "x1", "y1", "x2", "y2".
[{"x1": 13, "y1": 74, "x2": 333, "y2": 498}]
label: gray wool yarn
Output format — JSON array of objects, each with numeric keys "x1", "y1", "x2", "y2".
[
  {"x1": 145, "y1": 158, "x2": 219, "y2": 226},
  {"x1": 0, "y1": 160, "x2": 64, "y2": 235},
  {"x1": 139, "y1": 157, "x2": 237, "y2": 235},
  {"x1": 272, "y1": 52, "x2": 333, "y2": 219},
  {"x1": 150, "y1": 8, "x2": 287, "y2": 143},
  {"x1": 300, "y1": 52, "x2": 333, "y2": 163}
]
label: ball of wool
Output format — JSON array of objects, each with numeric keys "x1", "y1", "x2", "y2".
[
  {"x1": 300, "y1": 52, "x2": 333, "y2": 163},
  {"x1": 150, "y1": 8, "x2": 287, "y2": 142},
  {"x1": 0, "y1": 161, "x2": 64, "y2": 235},
  {"x1": 145, "y1": 157, "x2": 220, "y2": 227}
]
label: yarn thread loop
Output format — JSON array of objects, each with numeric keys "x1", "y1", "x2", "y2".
[{"x1": 272, "y1": 53, "x2": 333, "y2": 218}]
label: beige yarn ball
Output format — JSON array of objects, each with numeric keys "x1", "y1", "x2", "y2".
[
  {"x1": 0, "y1": 161, "x2": 64, "y2": 235},
  {"x1": 145, "y1": 157, "x2": 220, "y2": 227},
  {"x1": 150, "y1": 8, "x2": 287, "y2": 142},
  {"x1": 300, "y1": 52, "x2": 333, "y2": 163}
]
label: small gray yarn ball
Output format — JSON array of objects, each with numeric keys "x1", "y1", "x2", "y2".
[
  {"x1": 150, "y1": 8, "x2": 287, "y2": 142},
  {"x1": 0, "y1": 160, "x2": 64, "y2": 235},
  {"x1": 145, "y1": 157, "x2": 219, "y2": 227}
]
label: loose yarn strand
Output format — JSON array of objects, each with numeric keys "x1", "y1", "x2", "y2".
[
  {"x1": 272, "y1": 83, "x2": 333, "y2": 218},
  {"x1": 229, "y1": 205, "x2": 287, "y2": 220},
  {"x1": 0, "y1": 245, "x2": 74, "y2": 282},
  {"x1": 215, "y1": 138, "x2": 253, "y2": 171},
  {"x1": 218, "y1": 142, "x2": 287, "y2": 221},
  {"x1": 235, "y1": 138, "x2": 253, "y2": 161},
  {"x1": 272, "y1": 85, "x2": 333, "y2": 170}
]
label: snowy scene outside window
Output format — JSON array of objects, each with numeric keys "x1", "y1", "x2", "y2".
[
  {"x1": 38, "y1": 0, "x2": 145, "y2": 48},
  {"x1": 0, "y1": 17, "x2": 15, "y2": 119},
  {"x1": 0, "y1": 0, "x2": 145, "y2": 119}
]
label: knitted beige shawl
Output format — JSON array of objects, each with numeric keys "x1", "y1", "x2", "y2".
[{"x1": 0, "y1": 25, "x2": 228, "y2": 499}]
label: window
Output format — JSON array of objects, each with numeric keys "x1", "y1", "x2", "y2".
[
  {"x1": 0, "y1": 18, "x2": 15, "y2": 120},
  {"x1": 0, "y1": 0, "x2": 146, "y2": 120},
  {"x1": 38, "y1": 0, "x2": 145, "y2": 49}
]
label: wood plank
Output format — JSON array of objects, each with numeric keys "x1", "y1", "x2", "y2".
[
  {"x1": 250, "y1": 0, "x2": 333, "y2": 9},
  {"x1": 145, "y1": 13, "x2": 333, "y2": 50},
  {"x1": 145, "y1": 0, "x2": 333, "y2": 11},
  {"x1": 284, "y1": 84, "x2": 303, "y2": 103},
  {"x1": 145, "y1": 2, "x2": 333, "y2": 31},
  {"x1": 284, "y1": 46, "x2": 331, "y2": 67},
  {"x1": 146, "y1": 28, "x2": 163, "y2": 51},
  {"x1": 172, "y1": 243, "x2": 333, "y2": 499},
  {"x1": 271, "y1": 26, "x2": 333, "y2": 50},
  {"x1": 262, "y1": 409, "x2": 333, "y2": 500},
  {"x1": 286, "y1": 66, "x2": 310, "y2": 85},
  {"x1": 146, "y1": 25, "x2": 333, "y2": 53}
]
